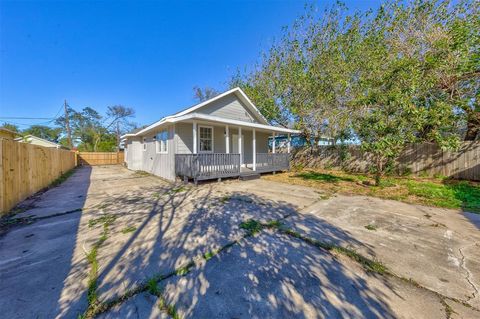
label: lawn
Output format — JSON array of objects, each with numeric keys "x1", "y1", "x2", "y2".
[{"x1": 263, "y1": 169, "x2": 480, "y2": 213}]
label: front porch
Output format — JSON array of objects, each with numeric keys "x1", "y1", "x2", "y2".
[
  {"x1": 174, "y1": 120, "x2": 294, "y2": 183},
  {"x1": 174, "y1": 152, "x2": 290, "y2": 182}
]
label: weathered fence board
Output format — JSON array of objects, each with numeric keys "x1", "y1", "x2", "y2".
[
  {"x1": 78, "y1": 152, "x2": 124, "y2": 165},
  {"x1": 0, "y1": 139, "x2": 77, "y2": 214},
  {"x1": 293, "y1": 142, "x2": 480, "y2": 181}
]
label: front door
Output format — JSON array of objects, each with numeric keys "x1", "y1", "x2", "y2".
[{"x1": 232, "y1": 134, "x2": 244, "y2": 166}]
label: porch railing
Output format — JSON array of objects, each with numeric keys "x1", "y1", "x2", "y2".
[
  {"x1": 255, "y1": 153, "x2": 290, "y2": 173},
  {"x1": 175, "y1": 153, "x2": 241, "y2": 181}
]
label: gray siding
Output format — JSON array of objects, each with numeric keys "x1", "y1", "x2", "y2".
[
  {"x1": 126, "y1": 137, "x2": 143, "y2": 170},
  {"x1": 175, "y1": 123, "x2": 227, "y2": 154},
  {"x1": 195, "y1": 95, "x2": 259, "y2": 123},
  {"x1": 174, "y1": 123, "x2": 269, "y2": 164},
  {"x1": 134, "y1": 125, "x2": 176, "y2": 181},
  {"x1": 175, "y1": 122, "x2": 193, "y2": 154}
]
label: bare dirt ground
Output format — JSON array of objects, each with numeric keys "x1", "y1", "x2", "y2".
[{"x1": 0, "y1": 165, "x2": 479, "y2": 318}]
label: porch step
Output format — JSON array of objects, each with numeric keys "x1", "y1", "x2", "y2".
[{"x1": 239, "y1": 171, "x2": 260, "y2": 181}]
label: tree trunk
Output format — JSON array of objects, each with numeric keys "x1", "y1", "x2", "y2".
[
  {"x1": 375, "y1": 155, "x2": 383, "y2": 186},
  {"x1": 464, "y1": 110, "x2": 480, "y2": 141}
]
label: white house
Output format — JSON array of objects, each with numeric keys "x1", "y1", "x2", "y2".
[
  {"x1": 15, "y1": 135, "x2": 65, "y2": 149},
  {"x1": 122, "y1": 87, "x2": 300, "y2": 183}
]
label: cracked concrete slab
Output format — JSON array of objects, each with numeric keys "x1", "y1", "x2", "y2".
[
  {"x1": 97, "y1": 292, "x2": 170, "y2": 319},
  {"x1": 158, "y1": 230, "x2": 447, "y2": 319},
  {"x1": 274, "y1": 192, "x2": 480, "y2": 309}
]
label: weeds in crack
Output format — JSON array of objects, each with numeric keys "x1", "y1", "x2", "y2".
[
  {"x1": 242, "y1": 218, "x2": 388, "y2": 275},
  {"x1": 439, "y1": 297, "x2": 456, "y2": 319},
  {"x1": 147, "y1": 279, "x2": 181, "y2": 319},
  {"x1": 120, "y1": 225, "x2": 137, "y2": 234},
  {"x1": 81, "y1": 239, "x2": 242, "y2": 318},
  {"x1": 175, "y1": 261, "x2": 195, "y2": 276},
  {"x1": 49, "y1": 168, "x2": 76, "y2": 188},
  {"x1": 88, "y1": 214, "x2": 116, "y2": 228},
  {"x1": 84, "y1": 214, "x2": 116, "y2": 312},
  {"x1": 239, "y1": 219, "x2": 263, "y2": 236},
  {"x1": 246, "y1": 218, "x2": 480, "y2": 315}
]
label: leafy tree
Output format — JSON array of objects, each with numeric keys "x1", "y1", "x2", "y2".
[
  {"x1": 55, "y1": 104, "x2": 136, "y2": 151},
  {"x1": 1, "y1": 122, "x2": 20, "y2": 132},
  {"x1": 23, "y1": 125, "x2": 62, "y2": 142},
  {"x1": 233, "y1": 0, "x2": 478, "y2": 184}
]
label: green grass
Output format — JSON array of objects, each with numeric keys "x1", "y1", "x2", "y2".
[
  {"x1": 146, "y1": 278, "x2": 182, "y2": 319},
  {"x1": 364, "y1": 224, "x2": 377, "y2": 231},
  {"x1": 50, "y1": 168, "x2": 76, "y2": 187},
  {"x1": 405, "y1": 180, "x2": 480, "y2": 213},
  {"x1": 296, "y1": 171, "x2": 355, "y2": 183},
  {"x1": 269, "y1": 168, "x2": 480, "y2": 214},
  {"x1": 175, "y1": 261, "x2": 195, "y2": 276},
  {"x1": 239, "y1": 219, "x2": 263, "y2": 236},
  {"x1": 88, "y1": 214, "x2": 116, "y2": 228},
  {"x1": 121, "y1": 226, "x2": 137, "y2": 234}
]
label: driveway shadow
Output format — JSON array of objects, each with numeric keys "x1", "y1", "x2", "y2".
[
  {"x1": 0, "y1": 166, "x2": 92, "y2": 319},
  {"x1": 94, "y1": 186, "x2": 395, "y2": 318}
]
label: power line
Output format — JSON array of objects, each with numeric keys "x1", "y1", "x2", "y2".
[
  {"x1": 1, "y1": 102, "x2": 68, "y2": 126},
  {"x1": 0, "y1": 117, "x2": 55, "y2": 120}
]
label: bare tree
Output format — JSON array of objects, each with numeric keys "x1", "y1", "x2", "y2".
[{"x1": 193, "y1": 86, "x2": 219, "y2": 102}]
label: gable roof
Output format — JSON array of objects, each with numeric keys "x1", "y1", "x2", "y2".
[
  {"x1": 171, "y1": 87, "x2": 268, "y2": 124},
  {"x1": 123, "y1": 88, "x2": 299, "y2": 138},
  {"x1": 15, "y1": 135, "x2": 64, "y2": 148}
]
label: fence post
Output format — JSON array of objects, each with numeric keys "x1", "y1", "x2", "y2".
[{"x1": 0, "y1": 139, "x2": 4, "y2": 213}]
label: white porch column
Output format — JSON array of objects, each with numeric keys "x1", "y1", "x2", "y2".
[
  {"x1": 193, "y1": 121, "x2": 197, "y2": 154},
  {"x1": 287, "y1": 133, "x2": 291, "y2": 154},
  {"x1": 272, "y1": 132, "x2": 276, "y2": 153},
  {"x1": 238, "y1": 127, "x2": 242, "y2": 166},
  {"x1": 252, "y1": 129, "x2": 256, "y2": 171},
  {"x1": 225, "y1": 125, "x2": 230, "y2": 154}
]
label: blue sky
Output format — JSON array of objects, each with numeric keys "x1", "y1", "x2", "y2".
[{"x1": 0, "y1": 0, "x2": 381, "y2": 129}]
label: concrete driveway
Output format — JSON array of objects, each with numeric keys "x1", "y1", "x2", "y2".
[{"x1": 0, "y1": 166, "x2": 479, "y2": 318}]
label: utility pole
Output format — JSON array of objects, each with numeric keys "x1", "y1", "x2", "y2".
[
  {"x1": 116, "y1": 121, "x2": 120, "y2": 151},
  {"x1": 64, "y1": 100, "x2": 73, "y2": 149}
]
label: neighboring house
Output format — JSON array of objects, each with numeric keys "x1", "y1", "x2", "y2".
[
  {"x1": 122, "y1": 87, "x2": 300, "y2": 182},
  {"x1": 15, "y1": 135, "x2": 65, "y2": 149},
  {"x1": 0, "y1": 127, "x2": 21, "y2": 140}
]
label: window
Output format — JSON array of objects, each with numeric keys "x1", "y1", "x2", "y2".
[
  {"x1": 143, "y1": 138, "x2": 147, "y2": 151},
  {"x1": 199, "y1": 126, "x2": 213, "y2": 152},
  {"x1": 155, "y1": 130, "x2": 168, "y2": 153}
]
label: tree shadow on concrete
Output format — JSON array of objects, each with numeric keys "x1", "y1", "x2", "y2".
[
  {"x1": 156, "y1": 192, "x2": 396, "y2": 318},
  {"x1": 0, "y1": 166, "x2": 92, "y2": 319},
  {"x1": 59, "y1": 177, "x2": 399, "y2": 318}
]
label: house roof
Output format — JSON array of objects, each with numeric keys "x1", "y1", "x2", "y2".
[
  {"x1": 15, "y1": 134, "x2": 65, "y2": 148},
  {"x1": 0, "y1": 127, "x2": 21, "y2": 137},
  {"x1": 122, "y1": 87, "x2": 300, "y2": 138}
]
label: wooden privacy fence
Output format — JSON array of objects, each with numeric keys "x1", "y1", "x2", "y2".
[
  {"x1": 0, "y1": 139, "x2": 77, "y2": 214},
  {"x1": 78, "y1": 152, "x2": 124, "y2": 165},
  {"x1": 293, "y1": 142, "x2": 480, "y2": 181}
]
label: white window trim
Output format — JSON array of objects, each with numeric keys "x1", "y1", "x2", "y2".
[
  {"x1": 155, "y1": 129, "x2": 169, "y2": 154},
  {"x1": 142, "y1": 138, "x2": 147, "y2": 151},
  {"x1": 198, "y1": 125, "x2": 214, "y2": 153}
]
